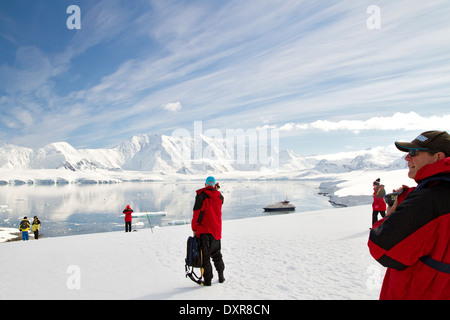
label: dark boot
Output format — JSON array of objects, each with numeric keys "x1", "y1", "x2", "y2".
[
  {"x1": 218, "y1": 272, "x2": 225, "y2": 283},
  {"x1": 201, "y1": 279, "x2": 211, "y2": 286}
]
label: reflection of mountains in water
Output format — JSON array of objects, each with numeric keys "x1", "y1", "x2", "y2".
[
  {"x1": 1, "y1": 180, "x2": 334, "y2": 239},
  {"x1": 37, "y1": 214, "x2": 166, "y2": 238}
]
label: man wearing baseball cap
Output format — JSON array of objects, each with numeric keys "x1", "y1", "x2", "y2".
[
  {"x1": 368, "y1": 131, "x2": 450, "y2": 299},
  {"x1": 395, "y1": 130, "x2": 450, "y2": 179}
]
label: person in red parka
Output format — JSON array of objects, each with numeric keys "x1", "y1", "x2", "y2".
[
  {"x1": 192, "y1": 176, "x2": 225, "y2": 286},
  {"x1": 123, "y1": 205, "x2": 133, "y2": 232},
  {"x1": 372, "y1": 178, "x2": 386, "y2": 225},
  {"x1": 368, "y1": 131, "x2": 450, "y2": 300}
]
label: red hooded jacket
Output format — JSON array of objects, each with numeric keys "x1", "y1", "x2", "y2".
[
  {"x1": 123, "y1": 205, "x2": 133, "y2": 222},
  {"x1": 372, "y1": 185, "x2": 387, "y2": 212},
  {"x1": 368, "y1": 157, "x2": 450, "y2": 299},
  {"x1": 192, "y1": 187, "x2": 224, "y2": 240}
]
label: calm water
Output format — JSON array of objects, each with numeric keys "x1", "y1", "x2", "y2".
[{"x1": 0, "y1": 180, "x2": 333, "y2": 238}]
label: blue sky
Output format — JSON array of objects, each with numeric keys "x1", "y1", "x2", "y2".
[{"x1": 1, "y1": 0, "x2": 450, "y2": 156}]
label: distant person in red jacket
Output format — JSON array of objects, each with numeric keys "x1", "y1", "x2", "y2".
[
  {"x1": 372, "y1": 178, "x2": 386, "y2": 225},
  {"x1": 192, "y1": 176, "x2": 225, "y2": 286},
  {"x1": 123, "y1": 205, "x2": 133, "y2": 232},
  {"x1": 368, "y1": 131, "x2": 450, "y2": 300}
]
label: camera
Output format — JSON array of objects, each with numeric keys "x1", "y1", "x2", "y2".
[{"x1": 384, "y1": 191, "x2": 402, "y2": 207}]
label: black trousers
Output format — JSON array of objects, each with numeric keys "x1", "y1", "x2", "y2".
[
  {"x1": 372, "y1": 210, "x2": 386, "y2": 225},
  {"x1": 199, "y1": 234, "x2": 225, "y2": 283},
  {"x1": 125, "y1": 221, "x2": 132, "y2": 232}
]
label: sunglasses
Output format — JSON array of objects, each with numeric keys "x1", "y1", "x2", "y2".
[{"x1": 407, "y1": 148, "x2": 436, "y2": 157}]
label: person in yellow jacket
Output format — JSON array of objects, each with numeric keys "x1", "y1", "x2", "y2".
[
  {"x1": 32, "y1": 216, "x2": 41, "y2": 240},
  {"x1": 19, "y1": 217, "x2": 30, "y2": 241}
]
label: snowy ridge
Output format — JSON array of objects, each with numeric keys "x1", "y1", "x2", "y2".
[{"x1": 0, "y1": 134, "x2": 406, "y2": 185}]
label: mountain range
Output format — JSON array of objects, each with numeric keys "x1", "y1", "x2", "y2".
[{"x1": 0, "y1": 133, "x2": 407, "y2": 185}]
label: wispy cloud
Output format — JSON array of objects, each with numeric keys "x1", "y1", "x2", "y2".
[
  {"x1": 88, "y1": 0, "x2": 450, "y2": 130},
  {"x1": 1, "y1": 0, "x2": 450, "y2": 151},
  {"x1": 273, "y1": 112, "x2": 450, "y2": 135}
]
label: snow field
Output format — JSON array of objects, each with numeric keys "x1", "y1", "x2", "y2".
[{"x1": 0, "y1": 204, "x2": 380, "y2": 300}]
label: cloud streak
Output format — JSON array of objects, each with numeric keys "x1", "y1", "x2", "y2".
[
  {"x1": 275, "y1": 112, "x2": 450, "y2": 135},
  {"x1": 1, "y1": 0, "x2": 450, "y2": 151}
]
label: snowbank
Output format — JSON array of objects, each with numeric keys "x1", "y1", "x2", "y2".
[
  {"x1": 0, "y1": 204, "x2": 381, "y2": 300},
  {"x1": 319, "y1": 169, "x2": 410, "y2": 207},
  {"x1": 0, "y1": 227, "x2": 21, "y2": 242}
]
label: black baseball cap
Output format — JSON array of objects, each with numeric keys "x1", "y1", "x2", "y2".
[{"x1": 395, "y1": 131, "x2": 450, "y2": 157}]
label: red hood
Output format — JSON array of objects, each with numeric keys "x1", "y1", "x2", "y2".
[
  {"x1": 196, "y1": 187, "x2": 220, "y2": 197},
  {"x1": 415, "y1": 157, "x2": 450, "y2": 183}
]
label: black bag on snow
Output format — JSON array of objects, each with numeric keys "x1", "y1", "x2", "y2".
[{"x1": 185, "y1": 236, "x2": 204, "y2": 284}]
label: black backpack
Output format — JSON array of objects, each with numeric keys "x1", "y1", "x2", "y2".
[
  {"x1": 19, "y1": 220, "x2": 29, "y2": 231},
  {"x1": 185, "y1": 236, "x2": 204, "y2": 284}
]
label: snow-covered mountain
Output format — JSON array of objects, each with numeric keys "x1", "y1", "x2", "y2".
[
  {"x1": 0, "y1": 134, "x2": 406, "y2": 184},
  {"x1": 307, "y1": 146, "x2": 407, "y2": 173},
  {"x1": 0, "y1": 133, "x2": 275, "y2": 173}
]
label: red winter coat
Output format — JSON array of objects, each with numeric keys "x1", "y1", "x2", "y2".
[
  {"x1": 372, "y1": 185, "x2": 387, "y2": 211},
  {"x1": 192, "y1": 187, "x2": 224, "y2": 240},
  {"x1": 368, "y1": 157, "x2": 450, "y2": 300},
  {"x1": 123, "y1": 206, "x2": 133, "y2": 222}
]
